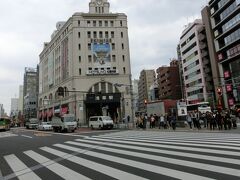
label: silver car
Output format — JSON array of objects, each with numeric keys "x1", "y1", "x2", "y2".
[{"x1": 38, "y1": 122, "x2": 52, "y2": 131}]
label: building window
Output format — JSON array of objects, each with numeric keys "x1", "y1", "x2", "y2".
[
  {"x1": 78, "y1": 20, "x2": 80, "y2": 26},
  {"x1": 87, "y1": 31, "x2": 91, "y2": 38},
  {"x1": 79, "y1": 68, "x2": 81, "y2": 75},
  {"x1": 99, "y1": 31, "x2": 103, "y2": 38},
  {"x1": 79, "y1": 56, "x2": 81, "y2": 63},
  {"x1": 105, "y1": 21, "x2": 108, "y2": 27},
  {"x1": 112, "y1": 55, "x2": 116, "y2": 62},
  {"x1": 87, "y1": 21, "x2": 91, "y2": 27},
  {"x1": 111, "y1": 31, "x2": 114, "y2": 38},
  {"x1": 93, "y1": 31, "x2": 97, "y2": 38},
  {"x1": 123, "y1": 67, "x2": 126, "y2": 74},
  {"x1": 99, "y1": 21, "x2": 102, "y2": 27},
  {"x1": 78, "y1": 44, "x2": 81, "y2": 50},
  {"x1": 112, "y1": 43, "x2": 115, "y2": 50},
  {"x1": 88, "y1": 43, "x2": 91, "y2": 50},
  {"x1": 105, "y1": 31, "x2": 109, "y2": 38},
  {"x1": 78, "y1": 32, "x2": 81, "y2": 38},
  {"x1": 120, "y1": 20, "x2": 123, "y2": 26},
  {"x1": 122, "y1": 43, "x2": 124, "y2": 50},
  {"x1": 93, "y1": 21, "x2": 96, "y2": 27},
  {"x1": 121, "y1": 32, "x2": 123, "y2": 38},
  {"x1": 88, "y1": 67, "x2": 92, "y2": 71},
  {"x1": 110, "y1": 21, "x2": 114, "y2": 27},
  {"x1": 88, "y1": 55, "x2": 92, "y2": 63},
  {"x1": 122, "y1": 55, "x2": 125, "y2": 62}
]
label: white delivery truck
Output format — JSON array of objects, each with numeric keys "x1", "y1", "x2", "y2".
[{"x1": 51, "y1": 114, "x2": 77, "y2": 132}]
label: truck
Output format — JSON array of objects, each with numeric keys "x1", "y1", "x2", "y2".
[
  {"x1": 51, "y1": 114, "x2": 77, "y2": 132},
  {"x1": 25, "y1": 118, "x2": 39, "y2": 129},
  {"x1": 146, "y1": 100, "x2": 177, "y2": 116}
]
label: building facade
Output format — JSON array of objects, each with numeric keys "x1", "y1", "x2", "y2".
[
  {"x1": 10, "y1": 98, "x2": 19, "y2": 118},
  {"x1": 138, "y1": 70, "x2": 156, "y2": 112},
  {"x1": 23, "y1": 67, "x2": 38, "y2": 120},
  {"x1": 156, "y1": 59, "x2": 182, "y2": 100},
  {"x1": 0, "y1": 104, "x2": 4, "y2": 117},
  {"x1": 204, "y1": 0, "x2": 240, "y2": 108},
  {"x1": 38, "y1": 0, "x2": 132, "y2": 124},
  {"x1": 18, "y1": 85, "x2": 24, "y2": 114},
  {"x1": 179, "y1": 19, "x2": 213, "y2": 105}
]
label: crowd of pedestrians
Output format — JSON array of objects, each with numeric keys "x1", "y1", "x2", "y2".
[{"x1": 134, "y1": 109, "x2": 239, "y2": 131}]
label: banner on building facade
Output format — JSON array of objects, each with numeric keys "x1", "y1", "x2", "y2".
[{"x1": 92, "y1": 42, "x2": 111, "y2": 66}]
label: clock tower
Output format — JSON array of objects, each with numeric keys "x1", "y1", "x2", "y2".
[{"x1": 89, "y1": 0, "x2": 110, "y2": 14}]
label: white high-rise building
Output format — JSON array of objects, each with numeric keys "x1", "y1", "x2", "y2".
[
  {"x1": 179, "y1": 19, "x2": 208, "y2": 105},
  {"x1": 38, "y1": 0, "x2": 132, "y2": 124},
  {"x1": 10, "y1": 98, "x2": 19, "y2": 117}
]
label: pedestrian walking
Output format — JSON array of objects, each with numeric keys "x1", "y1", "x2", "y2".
[
  {"x1": 159, "y1": 114, "x2": 165, "y2": 129},
  {"x1": 171, "y1": 115, "x2": 177, "y2": 130},
  {"x1": 187, "y1": 112, "x2": 193, "y2": 129}
]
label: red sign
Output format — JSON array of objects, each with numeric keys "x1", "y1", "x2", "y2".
[
  {"x1": 48, "y1": 108, "x2": 53, "y2": 117},
  {"x1": 61, "y1": 107, "x2": 68, "y2": 115},
  {"x1": 226, "y1": 84, "x2": 233, "y2": 92},
  {"x1": 224, "y1": 71, "x2": 231, "y2": 79},
  {"x1": 228, "y1": 98, "x2": 235, "y2": 106}
]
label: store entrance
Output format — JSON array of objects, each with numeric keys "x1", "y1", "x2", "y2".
[{"x1": 85, "y1": 93, "x2": 121, "y2": 124}]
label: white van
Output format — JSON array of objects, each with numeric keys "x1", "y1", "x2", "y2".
[{"x1": 89, "y1": 116, "x2": 114, "y2": 129}]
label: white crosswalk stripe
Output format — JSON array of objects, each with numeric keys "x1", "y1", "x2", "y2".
[
  {"x1": 0, "y1": 132, "x2": 17, "y2": 139},
  {"x1": 1, "y1": 131, "x2": 240, "y2": 180}
]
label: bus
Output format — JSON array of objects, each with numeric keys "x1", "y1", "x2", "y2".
[
  {"x1": 0, "y1": 117, "x2": 11, "y2": 131},
  {"x1": 187, "y1": 102, "x2": 212, "y2": 114}
]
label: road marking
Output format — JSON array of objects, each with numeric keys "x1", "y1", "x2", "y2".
[
  {"x1": 0, "y1": 132, "x2": 17, "y2": 138},
  {"x1": 24, "y1": 150, "x2": 90, "y2": 180},
  {"x1": 3, "y1": 154, "x2": 41, "y2": 180},
  {"x1": 41, "y1": 146, "x2": 148, "y2": 180},
  {"x1": 53, "y1": 144, "x2": 215, "y2": 180},
  {"x1": 74, "y1": 139, "x2": 240, "y2": 165},
  {"x1": 70, "y1": 140, "x2": 240, "y2": 177},
  {"x1": 85, "y1": 137, "x2": 240, "y2": 156},
  {"x1": 21, "y1": 135, "x2": 33, "y2": 139}
]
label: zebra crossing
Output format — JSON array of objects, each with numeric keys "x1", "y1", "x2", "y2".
[
  {"x1": 1, "y1": 131, "x2": 240, "y2": 180},
  {"x1": 0, "y1": 132, "x2": 17, "y2": 139}
]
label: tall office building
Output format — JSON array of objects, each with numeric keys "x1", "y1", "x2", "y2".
[
  {"x1": 179, "y1": 19, "x2": 214, "y2": 105},
  {"x1": 203, "y1": 0, "x2": 240, "y2": 108},
  {"x1": 38, "y1": 0, "x2": 132, "y2": 124},
  {"x1": 23, "y1": 67, "x2": 38, "y2": 119},
  {"x1": 138, "y1": 70, "x2": 156, "y2": 112},
  {"x1": 0, "y1": 104, "x2": 4, "y2": 117},
  {"x1": 18, "y1": 85, "x2": 24, "y2": 113},
  {"x1": 10, "y1": 98, "x2": 19, "y2": 117}
]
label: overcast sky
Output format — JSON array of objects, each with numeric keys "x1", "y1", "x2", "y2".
[{"x1": 0, "y1": 0, "x2": 207, "y2": 114}]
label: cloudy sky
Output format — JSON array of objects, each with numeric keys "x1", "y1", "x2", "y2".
[{"x1": 0, "y1": 0, "x2": 207, "y2": 114}]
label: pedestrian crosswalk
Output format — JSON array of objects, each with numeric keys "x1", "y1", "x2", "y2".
[
  {"x1": 1, "y1": 131, "x2": 240, "y2": 180},
  {"x1": 0, "y1": 132, "x2": 17, "y2": 139}
]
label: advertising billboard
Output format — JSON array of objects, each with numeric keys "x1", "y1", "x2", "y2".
[{"x1": 92, "y1": 43, "x2": 111, "y2": 66}]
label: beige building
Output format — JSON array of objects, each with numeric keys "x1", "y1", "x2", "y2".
[
  {"x1": 38, "y1": 0, "x2": 132, "y2": 124},
  {"x1": 138, "y1": 70, "x2": 156, "y2": 112}
]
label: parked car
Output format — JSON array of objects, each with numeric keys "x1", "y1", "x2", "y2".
[
  {"x1": 25, "y1": 118, "x2": 39, "y2": 129},
  {"x1": 89, "y1": 116, "x2": 114, "y2": 129},
  {"x1": 51, "y1": 114, "x2": 77, "y2": 132},
  {"x1": 38, "y1": 122, "x2": 52, "y2": 131}
]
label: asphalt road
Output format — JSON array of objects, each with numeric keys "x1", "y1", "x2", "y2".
[{"x1": 1, "y1": 128, "x2": 240, "y2": 180}]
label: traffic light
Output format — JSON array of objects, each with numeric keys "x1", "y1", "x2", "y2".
[{"x1": 217, "y1": 87, "x2": 222, "y2": 96}]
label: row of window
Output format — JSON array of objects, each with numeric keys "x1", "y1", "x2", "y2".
[
  {"x1": 222, "y1": 13, "x2": 240, "y2": 32},
  {"x1": 186, "y1": 78, "x2": 202, "y2": 88},
  {"x1": 187, "y1": 88, "x2": 203, "y2": 97},
  {"x1": 180, "y1": 33, "x2": 196, "y2": 48},
  {"x1": 218, "y1": 0, "x2": 229, "y2": 9},
  {"x1": 224, "y1": 28, "x2": 240, "y2": 46},
  {"x1": 227, "y1": 43, "x2": 240, "y2": 58},
  {"x1": 182, "y1": 42, "x2": 197, "y2": 56},
  {"x1": 78, "y1": 20, "x2": 123, "y2": 28},
  {"x1": 220, "y1": 0, "x2": 240, "y2": 20},
  {"x1": 184, "y1": 59, "x2": 200, "y2": 72},
  {"x1": 183, "y1": 51, "x2": 198, "y2": 63},
  {"x1": 185, "y1": 69, "x2": 201, "y2": 80}
]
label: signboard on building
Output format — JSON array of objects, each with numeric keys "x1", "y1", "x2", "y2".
[
  {"x1": 92, "y1": 42, "x2": 111, "y2": 66},
  {"x1": 86, "y1": 69, "x2": 119, "y2": 76},
  {"x1": 177, "y1": 101, "x2": 187, "y2": 116}
]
